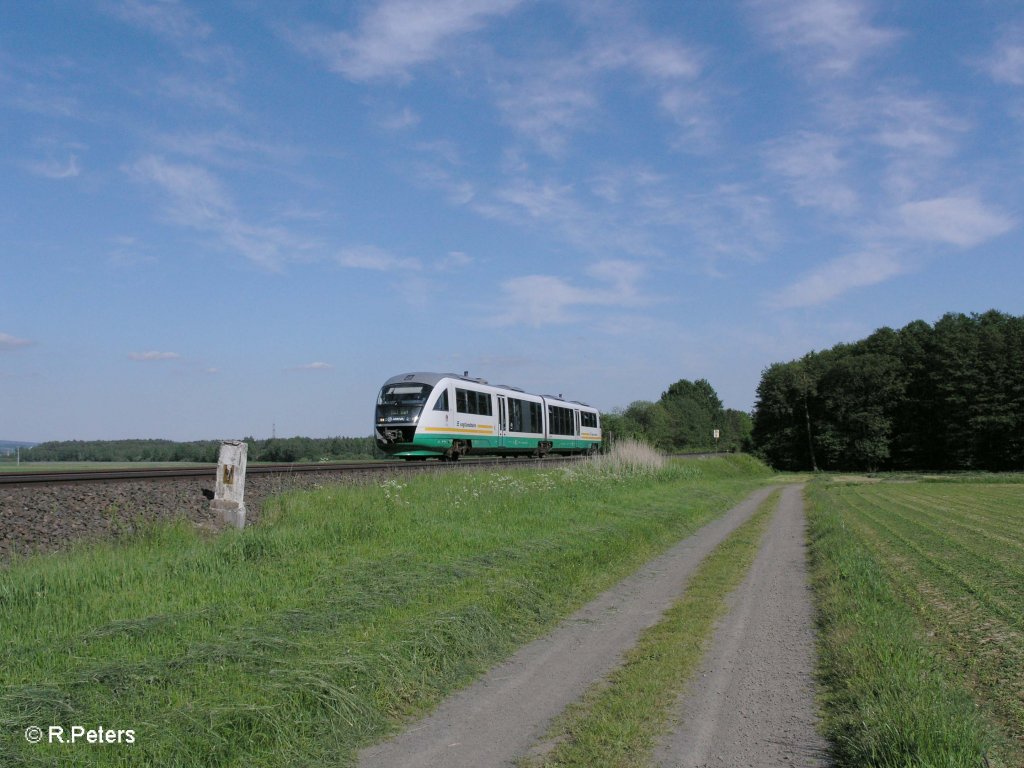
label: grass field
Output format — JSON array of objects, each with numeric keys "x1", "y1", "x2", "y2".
[
  {"x1": 0, "y1": 453, "x2": 772, "y2": 767},
  {"x1": 807, "y1": 478, "x2": 1023, "y2": 767}
]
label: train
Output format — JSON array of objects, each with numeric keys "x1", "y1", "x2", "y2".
[{"x1": 374, "y1": 372, "x2": 602, "y2": 460}]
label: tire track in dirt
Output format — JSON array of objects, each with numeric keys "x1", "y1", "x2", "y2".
[
  {"x1": 358, "y1": 486, "x2": 776, "y2": 768},
  {"x1": 653, "y1": 483, "x2": 830, "y2": 767}
]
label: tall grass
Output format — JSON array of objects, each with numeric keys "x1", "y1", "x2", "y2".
[
  {"x1": 1, "y1": 455, "x2": 771, "y2": 767},
  {"x1": 586, "y1": 438, "x2": 666, "y2": 476}
]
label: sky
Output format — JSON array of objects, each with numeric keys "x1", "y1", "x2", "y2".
[{"x1": 2, "y1": 0, "x2": 1022, "y2": 442}]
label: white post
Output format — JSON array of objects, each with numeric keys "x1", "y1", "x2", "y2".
[{"x1": 212, "y1": 440, "x2": 248, "y2": 529}]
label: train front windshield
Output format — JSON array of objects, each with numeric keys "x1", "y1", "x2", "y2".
[{"x1": 376, "y1": 382, "x2": 434, "y2": 424}]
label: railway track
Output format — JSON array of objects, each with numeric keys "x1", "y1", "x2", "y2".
[{"x1": 0, "y1": 456, "x2": 588, "y2": 487}]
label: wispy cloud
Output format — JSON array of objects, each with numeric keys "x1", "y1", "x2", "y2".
[
  {"x1": 770, "y1": 250, "x2": 906, "y2": 309},
  {"x1": 489, "y1": 259, "x2": 650, "y2": 326},
  {"x1": 899, "y1": 196, "x2": 1016, "y2": 248},
  {"x1": 129, "y1": 350, "x2": 180, "y2": 361},
  {"x1": 983, "y1": 21, "x2": 1024, "y2": 85},
  {"x1": 26, "y1": 154, "x2": 81, "y2": 179},
  {"x1": 158, "y1": 75, "x2": 240, "y2": 112},
  {"x1": 437, "y1": 250, "x2": 472, "y2": 271},
  {"x1": 860, "y1": 90, "x2": 969, "y2": 157},
  {"x1": 287, "y1": 361, "x2": 334, "y2": 371},
  {"x1": 495, "y1": 75, "x2": 599, "y2": 156},
  {"x1": 494, "y1": 25, "x2": 704, "y2": 154},
  {"x1": 103, "y1": 0, "x2": 212, "y2": 44},
  {"x1": 292, "y1": 0, "x2": 523, "y2": 82},
  {"x1": 762, "y1": 131, "x2": 858, "y2": 214},
  {"x1": 378, "y1": 106, "x2": 421, "y2": 131},
  {"x1": 0, "y1": 332, "x2": 34, "y2": 350},
  {"x1": 747, "y1": 0, "x2": 900, "y2": 77},
  {"x1": 127, "y1": 155, "x2": 313, "y2": 269},
  {"x1": 335, "y1": 245, "x2": 420, "y2": 271}
]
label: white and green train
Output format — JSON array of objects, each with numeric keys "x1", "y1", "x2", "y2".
[{"x1": 375, "y1": 372, "x2": 602, "y2": 460}]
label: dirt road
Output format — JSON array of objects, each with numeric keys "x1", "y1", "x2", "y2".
[
  {"x1": 358, "y1": 484, "x2": 827, "y2": 767},
  {"x1": 654, "y1": 483, "x2": 829, "y2": 767}
]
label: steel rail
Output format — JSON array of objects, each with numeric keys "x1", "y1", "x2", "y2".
[{"x1": 0, "y1": 456, "x2": 587, "y2": 487}]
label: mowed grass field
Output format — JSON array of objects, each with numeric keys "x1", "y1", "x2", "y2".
[
  {"x1": 0, "y1": 454, "x2": 772, "y2": 767},
  {"x1": 808, "y1": 478, "x2": 1023, "y2": 768}
]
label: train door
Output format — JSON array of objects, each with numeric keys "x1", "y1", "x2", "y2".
[
  {"x1": 574, "y1": 409, "x2": 581, "y2": 451},
  {"x1": 497, "y1": 395, "x2": 508, "y2": 448}
]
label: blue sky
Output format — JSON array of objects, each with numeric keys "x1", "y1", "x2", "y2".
[{"x1": 2, "y1": 0, "x2": 1022, "y2": 442}]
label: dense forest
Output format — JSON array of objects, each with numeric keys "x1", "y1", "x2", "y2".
[
  {"x1": 601, "y1": 378, "x2": 752, "y2": 453},
  {"x1": 752, "y1": 310, "x2": 1024, "y2": 472},
  {"x1": 17, "y1": 436, "x2": 382, "y2": 464}
]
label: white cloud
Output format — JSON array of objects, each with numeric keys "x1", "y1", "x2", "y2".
[
  {"x1": 159, "y1": 75, "x2": 239, "y2": 112},
  {"x1": 127, "y1": 155, "x2": 312, "y2": 270},
  {"x1": 0, "y1": 332, "x2": 33, "y2": 350},
  {"x1": 762, "y1": 131, "x2": 858, "y2": 213},
  {"x1": 288, "y1": 361, "x2": 334, "y2": 371},
  {"x1": 489, "y1": 259, "x2": 650, "y2": 326},
  {"x1": 437, "y1": 251, "x2": 472, "y2": 270},
  {"x1": 27, "y1": 154, "x2": 81, "y2": 179},
  {"x1": 379, "y1": 106, "x2": 421, "y2": 131},
  {"x1": 335, "y1": 245, "x2": 420, "y2": 271},
  {"x1": 899, "y1": 196, "x2": 1016, "y2": 247},
  {"x1": 865, "y1": 91, "x2": 969, "y2": 156},
  {"x1": 104, "y1": 0, "x2": 212, "y2": 43},
  {"x1": 129, "y1": 351, "x2": 181, "y2": 361},
  {"x1": 494, "y1": 26, "x2": 703, "y2": 154},
  {"x1": 770, "y1": 250, "x2": 906, "y2": 309},
  {"x1": 129, "y1": 155, "x2": 232, "y2": 223},
  {"x1": 747, "y1": 0, "x2": 900, "y2": 76},
  {"x1": 496, "y1": 77, "x2": 598, "y2": 156},
  {"x1": 293, "y1": 0, "x2": 522, "y2": 81},
  {"x1": 984, "y1": 22, "x2": 1024, "y2": 85},
  {"x1": 658, "y1": 86, "x2": 716, "y2": 151}
]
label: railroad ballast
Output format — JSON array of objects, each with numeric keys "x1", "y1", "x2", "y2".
[{"x1": 375, "y1": 372, "x2": 602, "y2": 460}]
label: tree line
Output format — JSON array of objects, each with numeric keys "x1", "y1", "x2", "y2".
[
  {"x1": 18, "y1": 436, "x2": 383, "y2": 464},
  {"x1": 752, "y1": 310, "x2": 1024, "y2": 472},
  {"x1": 602, "y1": 378, "x2": 752, "y2": 453}
]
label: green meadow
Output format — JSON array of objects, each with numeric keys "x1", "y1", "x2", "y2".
[{"x1": 0, "y1": 454, "x2": 771, "y2": 767}]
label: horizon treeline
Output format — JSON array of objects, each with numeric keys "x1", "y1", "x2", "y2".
[
  {"x1": 752, "y1": 310, "x2": 1024, "y2": 472},
  {"x1": 601, "y1": 378, "x2": 752, "y2": 453},
  {"x1": 17, "y1": 436, "x2": 382, "y2": 464}
]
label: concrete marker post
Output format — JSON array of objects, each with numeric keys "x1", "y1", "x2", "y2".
[{"x1": 211, "y1": 440, "x2": 247, "y2": 529}]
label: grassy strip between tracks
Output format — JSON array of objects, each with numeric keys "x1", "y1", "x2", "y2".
[
  {"x1": 0, "y1": 453, "x2": 772, "y2": 767},
  {"x1": 519, "y1": 488, "x2": 780, "y2": 768},
  {"x1": 806, "y1": 478, "x2": 1021, "y2": 768}
]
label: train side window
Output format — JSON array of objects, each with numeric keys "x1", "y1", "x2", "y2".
[
  {"x1": 581, "y1": 411, "x2": 597, "y2": 428},
  {"x1": 509, "y1": 398, "x2": 522, "y2": 432},
  {"x1": 433, "y1": 389, "x2": 449, "y2": 411},
  {"x1": 456, "y1": 388, "x2": 492, "y2": 416},
  {"x1": 506, "y1": 397, "x2": 541, "y2": 432},
  {"x1": 548, "y1": 405, "x2": 574, "y2": 435},
  {"x1": 477, "y1": 391, "x2": 493, "y2": 416}
]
